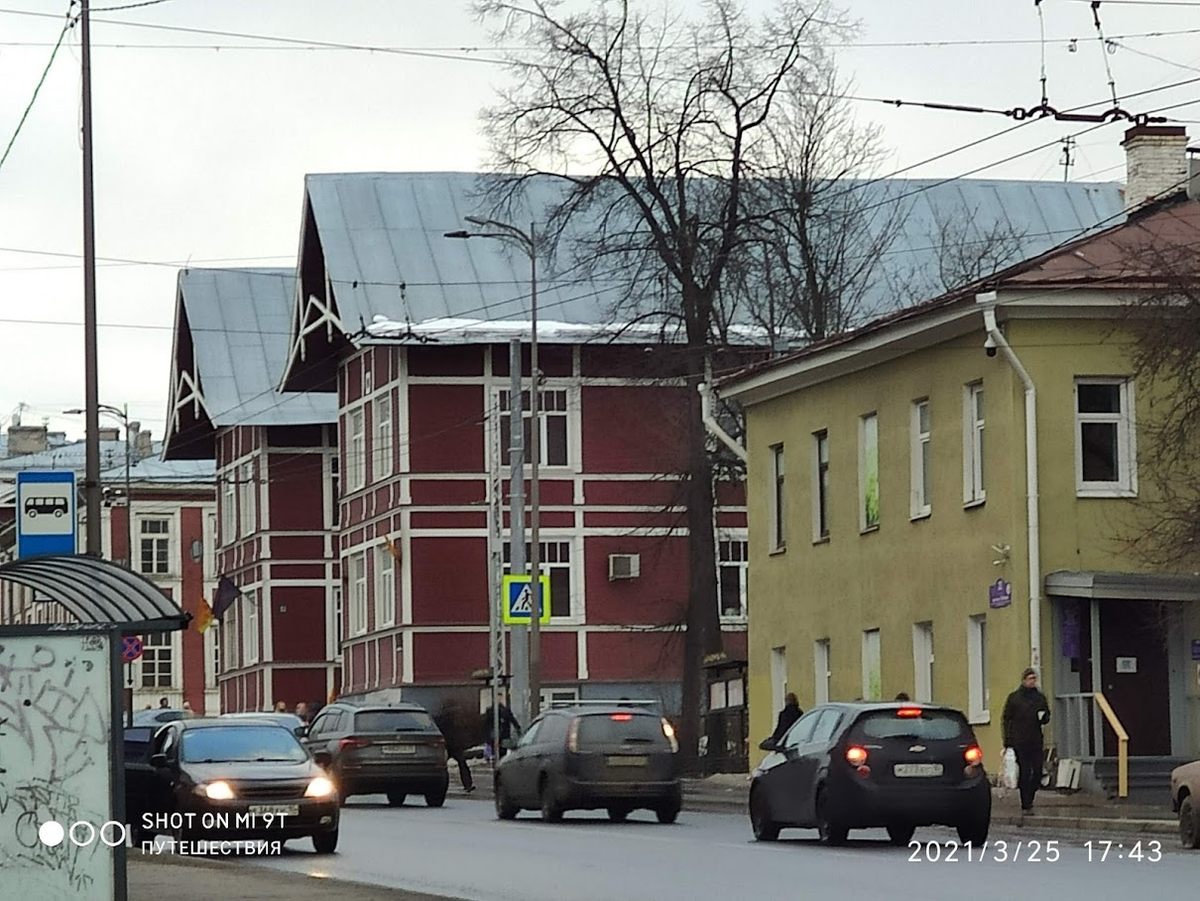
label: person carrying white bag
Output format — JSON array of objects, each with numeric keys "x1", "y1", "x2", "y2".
[{"x1": 1001, "y1": 668, "x2": 1051, "y2": 813}]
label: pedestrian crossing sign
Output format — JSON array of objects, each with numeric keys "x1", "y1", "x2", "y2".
[{"x1": 502, "y1": 574, "x2": 551, "y2": 624}]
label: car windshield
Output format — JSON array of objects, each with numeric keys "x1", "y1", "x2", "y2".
[
  {"x1": 577, "y1": 714, "x2": 669, "y2": 746},
  {"x1": 180, "y1": 726, "x2": 308, "y2": 763},
  {"x1": 355, "y1": 711, "x2": 435, "y2": 732},
  {"x1": 856, "y1": 710, "x2": 967, "y2": 741}
]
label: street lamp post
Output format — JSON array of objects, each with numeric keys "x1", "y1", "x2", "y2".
[
  {"x1": 65, "y1": 403, "x2": 132, "y2": 566},
  {"x1": 445, "y1": 219, "x2": 542, "y2": 724}
]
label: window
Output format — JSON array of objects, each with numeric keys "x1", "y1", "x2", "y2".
[
  {"x1": 346, "y1": 407, "x2": 365, "y2": 492},
  {"x1": 968, "y1": 615, "x2": 989, "y2": 723},
  {"x1": 912, "y1": 621, "x2": 934, "y2": 703},
  {"x1": 242, "y1": 592, "x2": 259, "y2": 665},
  {"x1": 812, "y1": 431, "x2": 830, "y2": 540},
  {"x1": 204, "y1": 513, "x2": 217, "y2": 580},
  {"x1": 350, "y1": 552, "x2": 367, "y2": 635},
  {"x1": 782, "y1": 709, "x2": 819, "y2": 748},
  {"x1": 499, "y1": 389, "x2": 570, "y2": 467},
  {"x1": 139, "y1": 518, "x2": 170, "y2": 575},
  {"x1": 1075, "y1": 378, "x2": 1136, "y2": 496},
  {"x1": 963, "y1": 383, "x2": 985, "y2": 504},
  {"x1": 503, "y1": 541, "x2": 572, "y2": 618},
  {"x1": 769, "y1": 444, "x2": 786, "y2": 551},
  {"x1": 911, "y1": 400, "x2": 931, "y2": 517},
  {"x1": 224, "y1": 601, "x2": 239, "y2": 670},
  {"x1": 221, "y1": 474, "x2": 236, "y2": 544},
  {"x1": 375, "y1": 543, "x2": 396, "y2": 629},
  {"x1": 332, "y1": 586, "x2": 343, "y2": 658},
  {"x1": 861, "y1": 628, "x2": 881, "y2": 700},
  {"x1": 717, "y1": 539, "x2": 748, "y2": 619},
  {"x1": 813, "y1": 639, "x2": 831, "y2": 705},
  {"x1": 140, "y1": 631, "x2": 173, "y2": 689},
  {"x1": 859, "y1": 414, "x2": 879, "y2": 531},
  {"x1": 329, "y1": 454, "x2": 340, "y2": 527},
  {"x1": 239, "y1": 461, "x2": 256, "y2": 536},
  {"x1": 207, "y1": 626, "x2": 220, "y2": 689},
  {"x1": 770, "y1": 646, "x2": 787, "y2": 715},
  {"x1": 810, "y1": 708, "x2": 842, "y2": 744},
  {"x1": 374, "y1": 393, "x2": 393, "y2": 480}
]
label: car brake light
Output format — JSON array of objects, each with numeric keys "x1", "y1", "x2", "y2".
[
  {"x1": 964, "y1": 745, "x2": 983, "y2": 765},
  {"x1": 339, "y1": 737, "x2": 371, "y2": 752},
  {"x1": 567, "y1": 717, "x2": 580, "y2": 752},
  {"x1": 845, "y1": 746, "x2": 868, "y2": 766},
  {"x1": 896, "y1": 707, "x2": 922, "y2": 718},
  {"x1": 610, "y1": 713, "x2": 633, "y2": 721}
]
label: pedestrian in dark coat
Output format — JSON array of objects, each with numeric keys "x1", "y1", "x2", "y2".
[
  {"x1": 769, "y1": 693, "x2": 803, "y2": 746},
  {"x1": 1002, "y1": 667, "x2": 1051, "y2": 813},
  {"x1": 482, "y1": 698, "x2": 521, "y2": 760},
  {"x1": 434, "y1": 698, "x2": 477, "y2": 792}
]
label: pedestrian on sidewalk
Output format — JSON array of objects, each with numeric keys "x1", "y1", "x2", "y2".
[
  {"x1": 894, "y1": 692, "x2": 911, "y2": 702},
  {"x1": 435, "y1": 698, "x2": 477, "y2": 793},
  {"x1": 482, "y1": 694, "x2": 521, "y2": 761},
  {"x1": 1002, "y1": 667, "x2": 1051, "y2": 814},
  {"x1": 769, "y1": 693, "x2": 803, "y2": 746}
]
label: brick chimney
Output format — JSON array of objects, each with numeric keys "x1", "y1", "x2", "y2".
[
  {"x1": 7, "y1": 425, "x2": 48, "y2": 455},
  {"x1": 1123, "y1": 125, "x2": 1188, "y2": 210},
  {"x1": 1189, "y1": 146, "x2": 1199, "y2": 201},
  {"x1": 136, "y1": 428, "x2": 153, "y2": 461}
]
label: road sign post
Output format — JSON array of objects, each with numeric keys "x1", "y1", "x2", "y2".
[
  {"x1": 501, "y1": 574, "x2": 551, "y2": 625},
  {"x1": 16, "y1": 471, "x2": 78, "y2": 559}
]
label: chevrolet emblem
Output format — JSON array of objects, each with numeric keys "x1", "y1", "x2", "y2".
[{"x1": 909, "y1": 744, "x2": 926, "y2": 753}]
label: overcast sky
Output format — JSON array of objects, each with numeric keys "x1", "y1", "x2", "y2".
[{"x1": 1, "y1": 0, "x2": 1197, "y2": 443}]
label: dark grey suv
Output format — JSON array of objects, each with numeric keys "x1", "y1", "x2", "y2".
[
  {"x1": 494, "y1": 703, "x2": 682, "y2": 823},
  {"x1": 305, "y1": 702, "x2": 449, "y2": 807}
]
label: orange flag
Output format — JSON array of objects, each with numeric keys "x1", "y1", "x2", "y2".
[
  {"x1": 194, "y1": 596, "x2": 214, "y2": 634},
  {"x1": 384, "y1": 536, "x2": 401, "y2": 562}
]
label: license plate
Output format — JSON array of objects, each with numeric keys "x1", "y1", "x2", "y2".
[
  {"x1": 893, "y1": 763, "x2": 943, "y2": 778},
  {"x1": 607, "y1": 755, "x2": 648, "y2": 767},
  {"x1": 382, "y1": 745, "x2": 416, "y2": 755},
  {"x1": 247, "y1": 804, "x2": 300, "y2": 817}
]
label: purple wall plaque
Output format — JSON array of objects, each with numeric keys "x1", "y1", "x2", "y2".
[
  {"x1": 989, "y1": 579, "x2": 1012, "y2": 609},
  {"x1": 1061, "y1": 603, "x2": 1081, "y2": 659}
]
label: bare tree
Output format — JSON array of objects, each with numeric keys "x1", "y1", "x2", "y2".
[
  {"x1": 475, "y1": 0, "x2": 852, "y2": 772},
  {"x1": 927, "y1": 204, "x2": 1029, "y2": 295}
]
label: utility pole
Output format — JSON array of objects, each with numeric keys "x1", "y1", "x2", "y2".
[
  {"x1": 81, "y1": 0, "x2": 102, "y2": 555},
  {"x1": 1060, "y1": 135, "x2": 1076, "y2": 182},
  {"x1": 527, "y1": 221, "x2": 542, "y2": 722},
  {"x1": 508, "y1": 339, "x2": 529, "y2": 728}
]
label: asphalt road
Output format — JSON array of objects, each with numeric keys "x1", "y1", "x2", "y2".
[{"x1": 186, "y1": 795, "x2": 1195, "y2": 901}]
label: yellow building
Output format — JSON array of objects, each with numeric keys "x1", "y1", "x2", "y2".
[{"x1": 718, "y1": 138, "x2": 1200, "y2": 790}]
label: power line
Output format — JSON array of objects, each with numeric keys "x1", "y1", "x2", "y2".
[{"x1": 0, "y1": 4, "x2": 75, "y2": 177}]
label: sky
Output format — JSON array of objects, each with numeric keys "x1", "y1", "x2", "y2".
[{"x1": 1, "y1": 0, "x2": 1198, "y2": 443}]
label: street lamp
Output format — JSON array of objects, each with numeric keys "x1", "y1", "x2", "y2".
[
  {"x1": 65, "y1": 402, "x2": 132, "y2": 567},
  {"x1": 445, "y1": 218, "x2": 543, "y2": 724}
]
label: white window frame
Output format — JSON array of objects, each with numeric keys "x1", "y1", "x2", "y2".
[
  {"x1": 242, "y1": 591, "x2": 259, "y2": 666},
  {"x1": 498, "y1": 388, "x2": 572, "y2": 469},
  {"x1": 910, "y1": 399, "x2": 931, "y2": 519},
  {"x1": 139, "y1": 630, "x2": 174, "y2": 689},
  {"x1": 769, "y1": 443, "x2": 786, "y2": 552},
  {"x1": 812, "y1": 430, "x2": 830, "y2": 541},
  {"x1": 859, "y1": 413, "x2": 880, "y2": 532},
  {"x1": 204, "y1": 512, "x2": 217, "y2": 580},
  {"x1": 770, "y1": 646, "x2": 787, "y2": 715},
  {"x1": 138, "y1": 517, "x2": 171, "y2": 576},
  {"x1": 205, "y1": 624, "x2": 220, "y2": 689},
  {"x1": 350, "y1": 551, "x2": 368, "y2": 636},
  {"x1": 332, "y1": 585, "x2": 344, "y2": 660},
  {"x1": 813, "y1": 639, "x2": 831, "y2": 705},
  {"x1": 1074, "y1": 377, "x2": 1137, "y2": 497},
  {"x1": 239, "y1": 461, "x2": 256, "y2": 536},
  {"x1": 717, "y1": 536, "x2": 748, "y2": 621},
  {"x1": 912, "y1": 621, "x2": 934, "y2": 703},
  {"x1": 225, "y1": 601, "x2": 239, "y2": 671},
  {"x1": 963, "y1": 382, "x2": 986, "y2": 505},
  {"x1": 375, "y1": 542, "x2": 396, "y2": 629},
  {"x1": 374, "y1": 392, "x2": 393, "y2": 481},
  {"x1": 861, "y1": 628, "x2": 881, "y2": 700},
  {"x1": 346, "y1": 407, "x2": 366, "y2": 492},
  {"x1": 221, "y1": 473, "x2": 236, "y2": 544},
  {"x1": 503, "y1": 540, "x2": 575, "y2": 620},
  {"x1": 967, "y1": 614, "x2": 989, "y2": 723}
]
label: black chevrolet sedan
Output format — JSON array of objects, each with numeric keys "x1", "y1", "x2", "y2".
[
  {"x1": 132, "y1": 718, "x2": 340, "y2": 853},
  {"x1": 750, "y1": 702, "x2": 990, "y2": 846}
]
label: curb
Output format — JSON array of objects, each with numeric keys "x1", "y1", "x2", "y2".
[{"x1": 993, "y1": 814, "x2": 1179, "y2": 835}]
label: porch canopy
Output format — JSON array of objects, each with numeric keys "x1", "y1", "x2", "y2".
[{"x1": 1045, "y1": 570, "x2": 1200, "y2": 602}]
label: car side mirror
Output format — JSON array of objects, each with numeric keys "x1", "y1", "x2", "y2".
[
  {"x1": 295, "y1": 726, "x2": 309, "y2": 739},
  {"x1": 150, "y1": 753, "x2": 169, "y2": 769},
  {"x1": 312, "y1": 750, "x2": 332, "y2": 768},
  {"x1": 758, "y1": 737, "x2": 777, "y2": 752}
]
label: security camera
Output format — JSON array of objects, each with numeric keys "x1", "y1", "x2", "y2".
[{"x1": 984, "y1": 334, "x2": 997, "y2": 357}]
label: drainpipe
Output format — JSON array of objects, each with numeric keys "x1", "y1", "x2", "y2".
[
  {"x1": 977, "y1": 293, "x2": 1041, "y2": 673},
  {"x1": 698, "y1": 383, "x2": 747, "y2": 462}
]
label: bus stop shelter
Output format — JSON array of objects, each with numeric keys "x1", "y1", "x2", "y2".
[{"x1": 0, "y1": 554, "x2": 190, "y2": 901}]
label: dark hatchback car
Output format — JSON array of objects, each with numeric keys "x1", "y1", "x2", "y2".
[
  {"x1": 304, "y1": 702, "x2": 449, "y2": 806},
  {"x1": 131, "y1": 719, "x2": 340, "y2": 852},
  {"x1": 750, "y1": 702, "x2": 990, "y2": 846},
  {"x1": 494, "y1": 703, "x2": 682, "y2": 823}
]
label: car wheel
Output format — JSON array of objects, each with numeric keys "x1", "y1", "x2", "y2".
[
  {"x1": 886, "y1": 824, "x2": 915, "y2": 846},
  {"x1": 386, "y1": 791, "x2": 406, "y2": 807},
  {"x1": 495, "y1": 776, "x2": 519, "y2": 820},
  {"x1": 656, "y1": 802, "x2": 681, "y2": 825},
  {"x1": 749, "y1": 788, "x2": 780, "y2": 842},
  {"x1": 956, "y1": 815, "x2": 990, "y2": 846},
  {"x1": 607, "y1": 806, "x2": 630, "y2": 823},
  {"x1": 1180, "y1": 796, "x2": 1199, "y2": 849},
  {"x1": 539, "y1": 777, "x2": 563, "y2": 823},
  {"x1": 815, "y1": 789, "x2": 848, "y2": 846},
  {"x1": 425, "y1": 784, "x2": 448, "y2": 808},
  {"x1": 312, "y1": 829, "x2": 339, "y2": 854}
]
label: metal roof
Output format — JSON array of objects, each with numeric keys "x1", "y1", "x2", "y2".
[
  {"x1": 302, "y1": 171, "x2": 1125, "y2": 342},
  {"x1": 0, "y1": 554, "x2": 190, "y2": 630},
  {"x1": 177, "y1": 267, "x2": 337, "y2": 426}
]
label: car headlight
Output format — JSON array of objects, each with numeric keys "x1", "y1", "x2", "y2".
[
  {"x1": 305, "y1": 776, "x2": 336, "y2": 799},
  {"x1": 200, "y1": 781, "x2": 235, "y2": 800}
]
